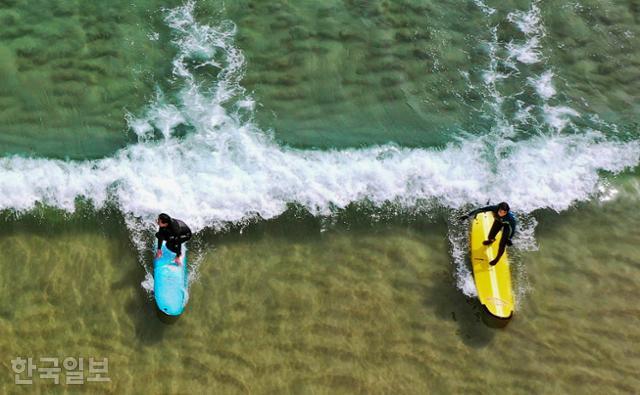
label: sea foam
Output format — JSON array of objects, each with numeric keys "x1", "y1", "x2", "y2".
[{"x1": 1, "y1": 2, "x2": 638, "y2": 231}]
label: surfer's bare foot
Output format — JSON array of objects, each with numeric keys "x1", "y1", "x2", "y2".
[
  {"x1": 173, "y1": 257, "x2": 182, "y2": 265},
  {"x1": 483, "y1": 239, "x2": 495, "y2": 246}
]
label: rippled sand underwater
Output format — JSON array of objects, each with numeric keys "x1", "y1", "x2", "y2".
[{"x1": 1, "y1": 192, "x2": 639, "y2": 394}]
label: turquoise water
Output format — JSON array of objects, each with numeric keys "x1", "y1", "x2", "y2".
[{"x1": 1, "y1": 0, "x2": 639, "y2": 393}]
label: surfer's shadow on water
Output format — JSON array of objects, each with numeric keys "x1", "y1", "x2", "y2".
[
  {"x1": 109, "y1": 246, "x2": 172, "y2": 343},
  {"x1": 127, "y1": 284, "x2": 171, "y2": 344},
  {"x1": 438, "y1": 216, "x2": 495, "y2": 346},
  {"x1": 425, "y1": 270, "x2": 496, "y2": 348}
]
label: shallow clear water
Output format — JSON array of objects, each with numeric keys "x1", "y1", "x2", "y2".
[
  {"x1": 1, "y1": 197, "x2": 639, "y2": 393},
  {"x1": 0, "y1": 0, "x2": 639, "y2": 393}
]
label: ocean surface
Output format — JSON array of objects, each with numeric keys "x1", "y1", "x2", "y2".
[{"x1": 0, "y1": 0, "x2": 639, "y2": 393}]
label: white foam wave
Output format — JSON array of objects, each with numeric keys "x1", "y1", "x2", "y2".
[
  {"x1": 542, "y1": 105, "x2": 580, "y2": 132},
  {"x1": 529, "y1": 70, "x2": 556, "y2": 100},
  {"x1": 473, "y1": 0, "x2": 496, "y2": 16},
  {"x1": 507, "y1": 36, "x2": 542, "y2": 65},
  {"x1": 141, "y1": 272, "x2": 155, "y2": 295},
  {"x1": 1, "y1": 2, "x2": 638, "y2": 230},
  {"x1": 504, "y1": 3, "x2": 581, "y2": 134},
  {"x1": 507, "y1": 3, "x2": 543, "y2": 36},
  {"x1": 4, "y1": 128, "x2": 636, "y2": 230},
  {"x1": 447, "y1": 217, "x2": 477, "y2": 298},
  {"x1": 506, "y1": 3, "x2": 544, "y2": 65}
]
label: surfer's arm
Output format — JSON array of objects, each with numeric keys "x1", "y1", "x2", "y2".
[{"x1": 155, "y1": 231, "x2": 164, "y2": 250}]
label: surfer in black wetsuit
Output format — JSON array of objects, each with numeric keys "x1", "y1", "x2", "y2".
[
  {"x1": 459, "y1": 202, "x2": 517, "y2": 266},
  {"x1": 155, "y1": 213, "x2": 192, "y2": 265}
]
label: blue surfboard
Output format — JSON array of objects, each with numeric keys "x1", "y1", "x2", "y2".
[{"x1": 153, "y1": 243, "x2": 188, "y2": 316}]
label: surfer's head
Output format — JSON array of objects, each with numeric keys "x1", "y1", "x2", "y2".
[
  {"x1": 497, "y1": 202, "x2": 510, "y2": 218},
  {"x1": 157, "y1": 213, "x2": 172, "y2": 227}
]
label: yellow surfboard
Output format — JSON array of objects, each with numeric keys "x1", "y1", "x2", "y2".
[{"x1": 470, "y1": 212, "x2": 514, "y2": 320}]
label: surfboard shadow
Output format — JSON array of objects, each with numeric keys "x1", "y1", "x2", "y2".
[
  {"x1": 426, "y1": 269, "x2": 496, "y2": 348},
  {"x1": 125, "y1": 288, "x2": 170, "y2": 344},
  {"x1": 115, "y1": 253, "x2": 171, "y2": 344},
  {"x1": 155, "y1": 306, "x2": 183, "y2": 324}
]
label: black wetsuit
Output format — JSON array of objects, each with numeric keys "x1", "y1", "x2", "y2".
[
  {"x1": 466, "y1": 205, "x2": 517, "y2": 263},
  {"x1": 156, "y1": 218, "x2": 192, "y2": 257}
]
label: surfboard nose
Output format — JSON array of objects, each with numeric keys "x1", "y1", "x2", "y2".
[
  {"x1": 160, "y1": 306, "x2": 181, "y2": 316},
  {"x1": 156, "y1": 288, "x2": 185, "y2": 316}
]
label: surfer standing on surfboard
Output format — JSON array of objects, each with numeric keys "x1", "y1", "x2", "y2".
[
  {"x1": 459, "y1": 202, "x2": 517, "y2": 266},
  {"x1": 155, "y1": 213, "x2": 192, "y2": 265}
]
